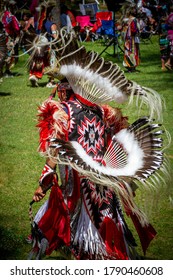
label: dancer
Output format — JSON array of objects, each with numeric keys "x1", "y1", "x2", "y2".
[
  {"x1": 0, "y1": 22, "x2": 8, "y2": 82},
  {"x1": 165, "y1": 7, "x2": 173, "y2": 71},
  {"x1": 27, "y1": 2, "x2": 58, "y2": 88},
  {"x1": 1, "y1": 2, "x2": 21, "y2": 76},
  {"x1": 28, "y1": 35, "x2": 168, "y2": 260},
  {"x1": 121, "y1": 1, "x2": 141, "y2": 72}
]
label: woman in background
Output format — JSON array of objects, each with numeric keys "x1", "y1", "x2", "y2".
[{"x1": 121, "y1": 2, "x2": 141, "y2": 72}]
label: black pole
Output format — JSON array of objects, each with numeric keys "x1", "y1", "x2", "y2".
[
  {"x1": 99, "y1": 11, "x2": 117, "y2": 57},
  {"x1": 99, "y1": 11, "x2": 124, "y2": 58}
]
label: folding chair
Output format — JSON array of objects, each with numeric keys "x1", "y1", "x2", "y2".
[
  {"x1": 97, "y1": 19, "x2": 124, "y2": 58},
  {"x1": 79, "y1": 3, "x2": 98, "y2": 21},
  {"x1": 95, "y1": 11, "x2": 113, "y2": 35},
  {"x1": 100, "y1": 20, "x2": 115, "y2": 37},
  {"x1": 75, "y1": 15, "x2": 99, "y2": 42},
  {"x1": 76, "y1": 15, "x2": 94, "y2": 29},
  {"x1": 95, "y1": 11, "x2": 113, "y2": 21}
]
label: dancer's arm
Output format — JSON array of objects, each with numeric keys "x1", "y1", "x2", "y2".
[{"x1": 33, "y1": 158, "x2": 57, "y2": 202}]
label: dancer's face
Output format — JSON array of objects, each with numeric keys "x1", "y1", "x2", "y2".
[{"x1": 58, "y1": 89, "x2": 67, "y2": 101}]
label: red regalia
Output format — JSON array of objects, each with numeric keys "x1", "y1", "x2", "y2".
[{"x1": 28, "y1": 34, "x2": 169, "y2": 260}]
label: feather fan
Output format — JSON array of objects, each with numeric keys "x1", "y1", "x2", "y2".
[
  {"x1": 57, "y1": 35, "x2": 163, "y2": 121},
  {"x1": 47, "y1": 117, "x2": 168, "y2": 225},
  {"x1": 48, "y1": 117, "x2": 164, "y2": 181}
]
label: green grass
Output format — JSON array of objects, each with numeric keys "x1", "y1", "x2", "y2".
[{"x1": 0, "y1": 35, "x2": 172, "y2": 260}]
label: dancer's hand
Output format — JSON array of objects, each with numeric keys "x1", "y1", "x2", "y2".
[{"x1": 33, "y1": 186, "x2": 46, "y2": 202}]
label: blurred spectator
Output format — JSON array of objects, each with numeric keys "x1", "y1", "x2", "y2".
[
  {"x1": 43, "y1": 8, "x2": 58, "y2": 41},
  {"x1": 60, "y1": 4, "x2": 73, "y2": 32},
  {"x1": 29, "y1": 0, "x2": 40, "y2": 33},
  {"x1": 158, "y1": 18, "x2": 170, "y2": 71},
  {"x1": 165, "y1": 6, "x2": 173, "y2": 70},
  {"x1": 141, "y1": 2, "x2": 156, "y2": 31},
  {"x1": 0, "y1": 22, "x2": 7, "y2": 82},
  {"x1": 1, "y1": 2, "x2": 21, "y2": 76}
]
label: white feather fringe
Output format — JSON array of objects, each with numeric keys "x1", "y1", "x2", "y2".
[
  {"x1": 72, "y1": 202, "x2": 108, "y2": 259},
  {"x1": 60, "y1": 64, "x2": 127, "y2": 104},
  {"x1": 61, "y1": 129, "x2": 144, "y2": 177},
  {"x1": 34, "y1": 200, "x2": 49, "y2": 224},
  {"x1": 128, "y1": 84, "x2": 164, "y2": 121}
]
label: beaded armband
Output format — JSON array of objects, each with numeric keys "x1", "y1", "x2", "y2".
[
  {"x1": 39, "y1": 163, "x2": 56, "y2": 192},
  {"x1": 52, "y1": 30, "x2": 57, "y2": 35}
]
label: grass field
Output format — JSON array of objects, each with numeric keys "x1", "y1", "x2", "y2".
[{"x1": 0, "y1": 35, "x2": 172, "y2": 260}]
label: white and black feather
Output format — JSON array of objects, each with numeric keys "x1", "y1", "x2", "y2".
[
  {"x1": 48, "y1": 117, "x2": 164, "y2": 184},
  {"x1": 57, "y1": 35, "x2": 163, "y2": 121}
]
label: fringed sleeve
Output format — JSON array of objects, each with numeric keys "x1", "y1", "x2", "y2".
[{"x1": 37, "y1": 100, "x2": 69, "y2": 155}]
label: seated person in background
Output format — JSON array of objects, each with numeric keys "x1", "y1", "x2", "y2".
[{"x1": 60, "y1": 4, "x2": 72, "y2": 33}]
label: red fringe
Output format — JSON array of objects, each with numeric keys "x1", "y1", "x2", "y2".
[
  {"x1": 130, "y1": 213, "x2": 157, "y2": 255},
  {"x1": 100, "y1": 217, "x2": 129, "y2": 259},
  {"x1": 37, "y1": 101, "x2": 67, "y2": 153},
  {"x1": 38, "y1": 182, "x2": 70, "y2": 255}
]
